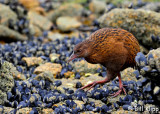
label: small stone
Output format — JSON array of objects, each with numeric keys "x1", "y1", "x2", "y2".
[
  {"x1": 74, "y1": 100, "x2": 84, "y2": 109},
  {"x1": 16, "y1": 107, "x2": 32, "y2": 114},
  {"x1": 34, "y1": 62, "x2": 62, "y2": 77},
  {"x1": 34, "y1": 71, "x2": 54, "y2": 83},
  {"x1": 47, "y1": 3, "x2": 84, "y2": 23},
  {"x1": 56, "y1": 16, "x2": 82, "y2": 32},
  {"x1": 48, "y1": 32, "x2": 64, "y2": 41},
  {"x1": 18, "y1": 0, "x2": 39, "y2": 9},
  {"x1": 64, "y1": 71, "x2": 74, "y2": 78},
  {"x1": 41, "y1": 108, "x2": 54, "y2": 114},
  {"x1": 49, "y1": 53, "x2": 60, "y2": 62},
  {"x1": 154, "y1": 86, "x2": 160, "y2": 95},
  {"x1": 89, "y1": 0, "x2": 106, "y2": 14},
  {"x1": 72, "y1": 60, "x2": 101, "y2": 73},
  {"x1": 29, "y1": 24, "x2": 42, "y2": 36},
  {"x1": 22, "y1": 57, "x2": 43, "y2": 67},
  {"x1": 0, "y1": 25, "x2": 28, "y2": 41},
  {"x1": 28, "y1": 11, "x2": 53, "y2": 31},
  {"x1": 0, "y1": 4, "x2": 18, "y2": 26}
]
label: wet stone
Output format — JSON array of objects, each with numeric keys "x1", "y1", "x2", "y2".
[{"x1": 22, "y1": 57, "x2": 44, "y2": 67}]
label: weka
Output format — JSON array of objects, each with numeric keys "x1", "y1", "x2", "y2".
[{"x1": 68, "y1": 28, "x2": 140, "y2": 97}]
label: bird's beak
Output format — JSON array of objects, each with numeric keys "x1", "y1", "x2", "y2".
[{"x1": 67, "y1": 52, "x2": 77, "y2": 63}]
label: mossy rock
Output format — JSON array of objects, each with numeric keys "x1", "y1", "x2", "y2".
[{"x1": 98, "y1": 8, "x2": 160, "y2": 49}]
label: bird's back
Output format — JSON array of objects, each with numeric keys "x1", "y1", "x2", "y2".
[{"x1": 85, "y1": 28, "x2": 140, "y2": 70}]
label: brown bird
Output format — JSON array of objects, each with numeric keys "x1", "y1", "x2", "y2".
[{"x1": 68, "y1": 28, "x2": 140, "y2": 97}]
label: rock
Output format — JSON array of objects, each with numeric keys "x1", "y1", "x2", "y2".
[
  {"x1": 0, "y1": 25, "x2": 28, "y2": 41},
  {"x1": 29, "y1": 24, "x2": 42, "y2": 36},
  {"x1": 18, "y1": 0, "x2": 39, "y2": 9},
  {"x1": 22, "y1": 57, "x2": 44, "y2": 67},
  {"x1": 141, "y1": 2, "x2": 160, "y2": 12},
  {"x1": 153, "y1": 86, "x2": 160, "y2": 101},
  {"x1": 64, "y1": 71, "x2": 74, "y2": 78},
  {"x1": 34, "y1": 62, "x2": 62, "y2": 77},
  {"x1": 121, "y1": 68, "x2": 137, "y2": 81},
  {"x1": 16, "y1": 107, "x2": 32, "y2": 114},
  {"x1": 49, "y1": 53, "x2": 60, "y2": 62},
  {"x1": 56, "y1": 16, "x2": 82, "y2": 32},
  {"x1": 0, "y1": 61, "x2": 15, "y2": 104},
  {"x1": 0, "y1": 3, "x2": 18, "y2": 26},
  {"x1": 48, "y1": 32, "x2": 64, "y2": 41},
  {"x1": 34, "y1": 71, "x2": 54, "y2": 83},
  {"x1": 98, "y1": 8, "x2": 160, "y2": 49},
  {"x1": 72, "y1": 60, "x2": 101, "y2": 73},
  {"x1": 47, "y1": 3, "x2": 84, "y2": 23},
  {"x1": 74, "y1": 100, "x2": 84, "y2": 109},
  {"x1": 89, "y1": 0, "x2": 106, "y2": 14},
  {"x1": 1, "y1": 60, "x2": 26, "y2": 81},
  {"x1": 88, "y1": 98, "x2": 105, "y2": 107},
  {"x1": 41, "y1": 108, "x2": 54, "y2": 114},
  {"x1": 28, "y1": 11, "x2": 53, "y2": 31},
  {"x1": 112, "y1": 108, "x2": 138, "y2": 114},
  {"x1": 147, "y1": 48, "x2": 160, "y2": 72},
  {"x1": 3, "y1": 107, "x2": 14, "y2": 113}
]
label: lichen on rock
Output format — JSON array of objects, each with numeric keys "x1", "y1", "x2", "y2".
[
  {"x1": 0, "y1": 60, "x2": 15, "y2": 104},
  {"x1": 98, "y1": 8, "x2": 160, "y2": 49}
]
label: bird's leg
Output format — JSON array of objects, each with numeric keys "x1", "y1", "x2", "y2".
[
  {"x1": 110, "y1": 73, "x2": 127, "y2": 97},
  {"x1": 80, "y1": 77, "x2": 109, "y2": 91}
]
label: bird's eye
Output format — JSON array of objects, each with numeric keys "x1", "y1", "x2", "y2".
[{"x1": 77, "y1": 50, "x2": 81, "y2": 53}]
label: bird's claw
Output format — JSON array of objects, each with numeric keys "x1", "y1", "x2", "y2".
[
  {"x1": 109, "y1": 86, "x2": 127, "y2": 97},
  {"x1": 79, "y1": 81, "x2": 97, "y2": 91}
]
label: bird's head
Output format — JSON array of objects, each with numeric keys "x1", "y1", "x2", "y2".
[{"x1": 67, "y1": 42, "x2": 89, "y2": 63}]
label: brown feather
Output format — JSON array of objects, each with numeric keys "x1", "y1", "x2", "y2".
[{"x1": 83, "y1": 28, "x2": 140, "y2": 72}]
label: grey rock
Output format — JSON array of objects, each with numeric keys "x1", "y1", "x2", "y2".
[
  {"x1": 147, "y1": 48, "x2": 160, "y2": 72},
  {"x1": 29, "y1": 24, "x2": 42, "y2": 36},
  {"x1": 34, "y1": 71, "x2": 54, "y2": 83},
  {"x1": 72, "y1": 60, "x2": 101, "y2": 74},
  {"x1": 0, "y1": 25, "x2": 28, "y2": 41},
  {"x1": 48, "y1": 32, "x2": 64, "y2": 41},
  {"x1": 0, "y1": 61, "x2": 15, "y2": 105},
  {"x1": 0, "y1": 3, "x2": 18, "y2": 26},
  {"x1": 89, "y1": 0, "x2": 106, "y2": 14},
  {"x1": 56, "y1": 16, "x2": 82, "y2": 32},
  {"x1": 98, "y1": 8, "x2": 160, "y2": 49},
  {"x1": 47, "y1": 3, "x2": 84, "y2": 23},
  {"x1": 28, "y1": 11, "x2": 53, "y2": 31},
  {"x1": 141, "y1": 2, "x2": 160, "y2": 12}
]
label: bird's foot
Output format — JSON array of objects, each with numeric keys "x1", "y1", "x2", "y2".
[
  {"x1": 109, "y1": 85, "x2": 127, "y2": 97},
  {"x1": 80, "y1": 77, "x2": 109, "y2": 91},
  {"x1": 80, "y1": 81, "x2": 98, "y2": 91}
]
